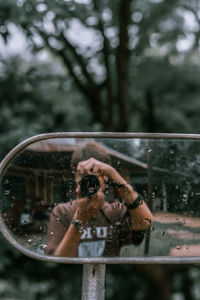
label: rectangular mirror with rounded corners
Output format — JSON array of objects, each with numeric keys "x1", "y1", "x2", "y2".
[{"x1": 0, "y1": 133, "x2": 200, "y2": 263}]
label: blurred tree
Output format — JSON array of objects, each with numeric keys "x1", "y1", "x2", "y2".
[
  {"x1": 1, "y1": 0, "x2": 200, "y2": 132},
  {"x1": 0, "y1": 54, "x2": 93, "y2": 159},
  {"x1": 1, "y1": 1, "x2": 200, "y2": 300}
]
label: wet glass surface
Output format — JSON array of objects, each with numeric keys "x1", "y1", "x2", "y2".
[{"x1": 1, "y1": 137, "x2": 200, "y2": 258}]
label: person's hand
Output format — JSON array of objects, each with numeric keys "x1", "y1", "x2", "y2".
[
  {"x1": 76, "y1": 158, "x2": 115, "y2": 178},
  {"x1": 75, "y1": 189, "x2": 105, "y2": 224},
  {"x1": 74, "y1": 158, "x2": 110, "y2": 223}
]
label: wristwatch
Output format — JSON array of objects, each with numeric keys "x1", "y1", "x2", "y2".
[
  {"x1": 125, "y1": 194, "x2": 143, "y2": 210},
  {"x1": 71, "y1": 218, "x2": 85, "y2": 233}
]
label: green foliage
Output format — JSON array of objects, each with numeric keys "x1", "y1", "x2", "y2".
[
  {"x1": 1, "y1": 0, "x2": 200, "y2": 299},
  {"x1": 1, "y1": 0, "x2": 200, "y2": 132},
  {"x1": 0, "y1": 54, "x2": 94, "y2": 160}
]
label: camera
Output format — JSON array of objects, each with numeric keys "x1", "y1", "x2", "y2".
[{"x1": 80, "y1": 174, "x2": 100, "y2": 197}]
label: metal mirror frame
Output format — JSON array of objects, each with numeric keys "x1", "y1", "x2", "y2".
[{"x1": 1, "y1": 132, "x2": 200, "y2": 265}]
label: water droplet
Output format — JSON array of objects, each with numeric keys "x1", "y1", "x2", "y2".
[
  {"x1": 115, "y1": 222, "x2": 121, "y2": 226},
  {"x1": 145, "y1": 218, "x2": 152, "y2": 224},
  {"x1": 39, "y1": 244, "x2": 47, "y2": 250},
  {"x1": 121, "y1": 198, "x2": 126, "y2": 204},
  {"x1": 4, "y1": 190, "x2": 10, "y2": 195},
  {"x1": 182, "y1": 194, "x2": 188, "y2": 203},
  {"x1": 27, "y1": 239, "x2": 33, "y2": 245},
  {"x1": 143, "y1": 190, "x2": 147, "y2": 197}
]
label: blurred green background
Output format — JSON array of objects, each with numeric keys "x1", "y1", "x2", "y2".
[{"x1": 1, "y1": 0, "x2": 200, "y2": 299}]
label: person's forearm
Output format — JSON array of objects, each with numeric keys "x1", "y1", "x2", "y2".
[
  {"x1": 109, "y1": 168, "x2": 139, "y2": 204},
  {"x1": 54, "y1": 211, "x2": 84, "y2": 257},
  {"x1": 128, "y1": 202, "x2": 154, "y2": 231},
  {"x1": 109, "y1": 169, "x2": 154, "y2": 230},
  {"x1": 54, "y1": 223, "x2": 82, "y2": 257}
]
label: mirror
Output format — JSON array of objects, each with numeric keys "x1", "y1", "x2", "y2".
[{"x1": 1, "y1": 134, "x2": 200, "y2": 260}]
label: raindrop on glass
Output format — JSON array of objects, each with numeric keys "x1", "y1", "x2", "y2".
[
  {"x1": 39, "y1": 244, "x2": 47, "y2": 250},
  {"x1": 145, "y1": 218, "x2": 152, "y2": 225},
  {"x1": 27, "y1": 239, "x2": 33, "y2": 245},
  {"x1": 169, "y1": 149, "x2": 175, "y2": 154},
  {"x1": 4, "y1": 190, "x2": 10, "y2": 195}
]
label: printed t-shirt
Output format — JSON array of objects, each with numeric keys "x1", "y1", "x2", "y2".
[{"x1": 45, "y1": 200, "x2": 134, "y2": 257}]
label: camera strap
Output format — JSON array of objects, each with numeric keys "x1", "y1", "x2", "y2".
[{"x1": 99, "y1": 209, "x2": 112, "y2": 225}]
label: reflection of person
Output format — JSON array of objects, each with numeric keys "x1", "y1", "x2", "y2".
[{"x1": 45, "y1": 142, "x2": 154, "y2": 257}]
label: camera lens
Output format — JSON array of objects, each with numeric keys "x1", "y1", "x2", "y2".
[{"x1": 80, "y1": 175, "x2": 100, "y2": 197}]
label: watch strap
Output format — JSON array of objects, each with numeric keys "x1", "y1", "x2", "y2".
[{"x1": 125, "y1": 194, "x2": 143, "y2": 210}]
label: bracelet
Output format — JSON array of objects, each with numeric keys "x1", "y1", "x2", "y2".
[{"x1": 125, "y1": 194, "x2": 143, "y2": 210}]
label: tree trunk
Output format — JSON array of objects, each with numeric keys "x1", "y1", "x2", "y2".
[{"x1": 116, "y1": 0, "x2": 132, "y2": 131}]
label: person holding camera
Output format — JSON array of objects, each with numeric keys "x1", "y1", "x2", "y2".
[{"x1": 45, "y1": 141, "x2": 154, "y2": 257}]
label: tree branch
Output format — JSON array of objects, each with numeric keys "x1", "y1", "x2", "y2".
[
  {"x1": 58, "y1": 48, "x2": 103, "y2": 125},
  {"x1": 116, "y1": 0, "x2": 132, "y2": 131},
  {"x1": 33, "y1": 27, "x2": 103, "y2": 124},
  {"x1": 92, "y1": 0, "x2": 115, "y2": 130},
  {"x1": 59, "y1": 31, "x2": 96, "y2": 87}
]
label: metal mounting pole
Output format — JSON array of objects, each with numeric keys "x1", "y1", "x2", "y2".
[{"x1": 81, "y1": 263, "x2": 106, "y2": 300}]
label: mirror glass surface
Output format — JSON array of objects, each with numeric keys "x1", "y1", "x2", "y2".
[{"x1": 1, "y1": 136, "x2": 200, "y2": 258}]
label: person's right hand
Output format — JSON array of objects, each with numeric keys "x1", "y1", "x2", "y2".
[{"x1": 75, "y1": 189, "x2": 105, "y2": 224}]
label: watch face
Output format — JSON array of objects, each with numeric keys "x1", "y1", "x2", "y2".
[
  {"x1": 72, "y1": 219, "x2": 84, "y2": 232},
  {"x1": 74, "y1": 219, "x2": 81, "y2": 226}
]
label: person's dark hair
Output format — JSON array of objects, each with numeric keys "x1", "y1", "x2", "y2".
[{"x1": 71, "y1": 141, "x2": 111, "y2": 171}]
